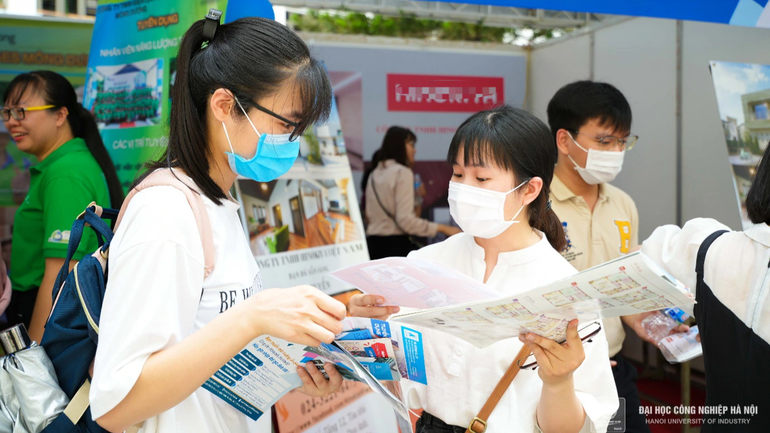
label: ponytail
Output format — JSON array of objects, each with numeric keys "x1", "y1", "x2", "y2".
[
  {"x1": 136, "y1": 19, "x2": 224, "y2": 202},
  {"x1": 527, "y1": 184, "x2": 566, "y2": 252},
  {"x1": 75, "y1": 105, "x2": 124, "y2": 208}
]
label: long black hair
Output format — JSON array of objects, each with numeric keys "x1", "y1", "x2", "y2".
[
  {"x1": 447, "y1": 105, "x2": 566, "y2": 251},
  {"x1": 746, "y1": 143, "x2": 770, "y2": 225},
  {"x1": 378, "y1": 126, "x2": 415, "y2": 168},
  {"x1": 361, "y1": 126, "x2": 416, "y2": 191},
  {"x1": 3, "y1": 71, "x2": 124, "y2": 208},
  {"x1": 140, "y1": 17, "x2": 333, "y2": 205}
]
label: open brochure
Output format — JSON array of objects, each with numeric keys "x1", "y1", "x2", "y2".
[
  {"x1": 202, "y1": 319, "x2": 425, "y2": 433},
  {"x1": 331, "y1": 252, "x2": 696, "y2": 348}
]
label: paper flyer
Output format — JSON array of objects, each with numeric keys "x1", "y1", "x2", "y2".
[
  {"x1": 329, "y1": 258, "x2": 500, "y2": 309},
  {"x1": 202, "y1": 326, "x2": 423, "y2": 431},
  {"x1": 333, "y1": 254, "x2": 696, "y2": 348}
]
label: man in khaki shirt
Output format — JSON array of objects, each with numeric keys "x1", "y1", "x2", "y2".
[{"x1": 547, "y1": 81, "x2": 650, "y2": 432}]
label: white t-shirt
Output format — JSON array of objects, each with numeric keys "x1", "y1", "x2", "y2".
[
  {"x1": 90, "y1": 179, "x2": 267, "y2": 433},
  {"x1": 405, "y1": 232, "x2": 618, "y2": 433}
]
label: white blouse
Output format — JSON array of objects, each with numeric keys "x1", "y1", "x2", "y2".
[
  {"x1": 642, "y1": 218, "x2": 770, "y2": 343},
  {"x1": 403, "y1": 232, "x2": 618, "y2": 433}
]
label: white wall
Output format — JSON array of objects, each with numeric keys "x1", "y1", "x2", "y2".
[{"x1": 528, "y1": 34, "x2": 591, "y2": 119}]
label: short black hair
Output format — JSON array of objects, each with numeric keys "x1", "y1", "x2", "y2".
[
  {"x1": 546, "y1": 80, "x2": 632, "y2": 142},
  {"x1": 746, "y1": 144, "x2": 770, "y2": 225},
  {"x1": 447, "y1": 105, "x2": 566, "y2": 251}
]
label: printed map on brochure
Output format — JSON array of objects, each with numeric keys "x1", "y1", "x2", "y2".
[
  {"x1": 331, "y1": 253, "x2": 695, "y2": 348},
  {"x1": 201, "y1": 319, "x2": 424, "y2": 433}
]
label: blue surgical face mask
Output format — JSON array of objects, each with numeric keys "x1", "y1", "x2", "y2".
[{"x1": 223, "y1": 97, "x2": 300, "y2": 182}]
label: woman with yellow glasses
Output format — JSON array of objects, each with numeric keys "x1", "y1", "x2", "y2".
[{"x1": 1, "y1": 70, "x2": 123, "y2": 342}]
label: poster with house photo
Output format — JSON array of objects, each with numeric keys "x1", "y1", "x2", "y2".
[
  {"x1": 710, "y1": 61, "x2": 770, "y2": 229},
  {"x1": 234, "y1": 100, "x2": 368, "y2": 296}
]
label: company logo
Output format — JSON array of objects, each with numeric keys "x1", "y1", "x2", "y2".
[
  {"x1": 387, "y1": 74, "x2": 504, "y2": 113},
  {"x1": 48, "y1": 230, "x2": 71, "y2": 244},
  {"x1": 404, "y1": 329, "x2": 421, "y2": 342}
]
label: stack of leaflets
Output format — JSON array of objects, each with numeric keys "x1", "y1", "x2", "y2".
[
  {"x1": 201, "y1": 319, "x2": 425, "y2": 433},
  {"x1": 331, "y1": 252, "x2": 697, "y2": 349},
  {"x1": 336, "y1": 317, "x2": 427, "y2": 385}
]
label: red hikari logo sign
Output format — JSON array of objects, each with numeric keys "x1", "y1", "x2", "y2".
[{"x1": 387, "y1": 74, "x2": 504, "y2": 113}]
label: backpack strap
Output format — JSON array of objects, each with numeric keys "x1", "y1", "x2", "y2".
[
  {"x1": 696, "y1": 230, "x2": 728, "y2": 278},
  {"x1": 115, "y1": 169, "x2": 215, "y2": 279}
]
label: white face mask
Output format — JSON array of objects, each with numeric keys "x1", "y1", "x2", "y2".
[
  {"x1": 448, "y1": 180, "x2": 528, "y2": 239},
  {"x1": 567, "y1": 133, "x2": 625, "y2": 185}
]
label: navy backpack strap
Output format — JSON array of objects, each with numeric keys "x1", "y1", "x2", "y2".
[{"x1": 52, "y1": 203, "x2": 118, "y2": 302}]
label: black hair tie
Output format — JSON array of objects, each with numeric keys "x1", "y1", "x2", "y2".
[
  {"x1": 202, "y1": 9, "x2": 222, "y2": 43},
  {"x1": 546, "y1": 200, "x2": 552, "y2": 211}
]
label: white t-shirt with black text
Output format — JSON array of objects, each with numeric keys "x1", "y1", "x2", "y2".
[{"x1": 91, "y1": 178, "x2": 268, "y2": 433}]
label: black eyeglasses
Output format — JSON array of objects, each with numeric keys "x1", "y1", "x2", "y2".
[
  {"x1": 2, "y1": 105, "x2": 56, "y2": 122},
  {"x1": 231, "y1": 94, "x2": 301, "y2": 139}
]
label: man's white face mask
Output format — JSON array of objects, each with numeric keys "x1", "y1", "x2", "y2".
[{"x1": 567, "y1": 132, "x2": 625, "y2": 185}]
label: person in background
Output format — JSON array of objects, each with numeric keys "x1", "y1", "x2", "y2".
[
  {"x1": 365, "y1": 126, "x2": 459, "y2": 259},
  {"x1": 547, "y1": 80, "x2": 688, "y2": 432},
  {"x1": 1, "y1": 71, "x2": 124, "y2": 342},
  {"x1": 351, "y1": 106, "x2": 618, "y2": 433},
  {"x1": 640, "y1": 142, "x2": 770, "y2": 431}
]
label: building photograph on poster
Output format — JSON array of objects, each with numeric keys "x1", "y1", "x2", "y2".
[
  {"x1": 290, "y1": 99, "x2": 349, "y2": 176},
  {"x1": 84, "y1": 58, "x2": 164, "y2": 129},
  {"x1": 710, "y1": 61, "x2": 770, "y2": 228},
  {"x1": 238, "y1": 177, "x2": 363, "y2": 256}
]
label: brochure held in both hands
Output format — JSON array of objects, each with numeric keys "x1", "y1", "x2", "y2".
[
  {"x1": 201, "y1": 317, "x2": 425, "y2": 433},
  {"x1": 330, "y1": 252, "x2": 697, "y2": 348}
]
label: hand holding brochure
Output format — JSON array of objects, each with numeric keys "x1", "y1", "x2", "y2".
[
  {"x1": 331, "y1": 253, "x2": 696, "y2": 348},
  {"x1": 202, "y1": 318, "x2": 426, "y2": 433}
]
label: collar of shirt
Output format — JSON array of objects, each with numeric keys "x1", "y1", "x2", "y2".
[
  {"x1": 551, "y1": 174, "x2": 609, "y2": 204},
  {"x1": 464, "y1": 230, "x2": 553, "y2": 266},
  {"x1": 30, "y1": 137, "x2": 87, "y2": 174},
  {"x1": 745, "y1": 223, "x2": 770, "y2": 247}
]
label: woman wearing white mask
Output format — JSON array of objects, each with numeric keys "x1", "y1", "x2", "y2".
[
  {"x1": 349, "y1": 106, "x2": 618, "y2": 433},
  {"x1": 90, "y1": 15, "x2": 346, "y2": 433}
]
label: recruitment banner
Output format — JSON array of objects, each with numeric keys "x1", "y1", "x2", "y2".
[
  {"x1": 0, "y1": 16, "x2": 93, "y2": 249},
  {"x1": 83, "y1": 0, "x2": 227, "y2": 191}
]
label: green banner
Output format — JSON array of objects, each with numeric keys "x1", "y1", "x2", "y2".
[
  {"x1": 0, "y1": 16, "x2": 93, "y2": 241},
  {"x1": 84, "y1": 0, "x2": 227, "y2": 190}
]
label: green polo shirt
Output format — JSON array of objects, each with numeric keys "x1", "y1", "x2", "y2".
[{"x1": 11, "y1": 137, "x2": 111, "y2": 292}]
